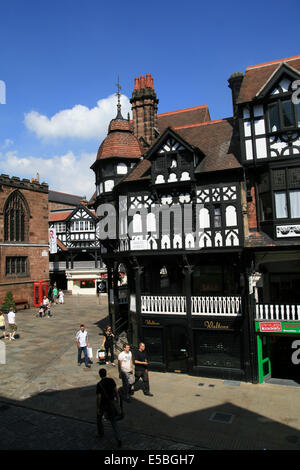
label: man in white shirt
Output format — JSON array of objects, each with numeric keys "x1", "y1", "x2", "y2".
[
  {"x1": 75, "y1": 324, "x2": 91, "y2": 368},
  {"x1": 118, "y1": 343, "x2": 134, "y2": 401},
  {"x1": 7, "y1": 308, "x2": 17, "y2": 341}
]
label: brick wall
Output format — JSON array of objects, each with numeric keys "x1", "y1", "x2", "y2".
[
  {"x1": 247, "y1": 183, "x2": 258, "y2": 231},
  {"x1": 0, "y1": 175, "x2": 49, "y2": 307}
]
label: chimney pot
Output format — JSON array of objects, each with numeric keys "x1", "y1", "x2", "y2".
[{"x1": 140, "y1": 75, "x2": 145, "y2": 88}]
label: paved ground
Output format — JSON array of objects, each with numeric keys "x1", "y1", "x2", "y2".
[{"x1": 0, "y1": 294, "x2": 300, "y2": 451}]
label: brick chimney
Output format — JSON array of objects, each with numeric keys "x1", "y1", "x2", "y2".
[
  {"x1": 228, "y1": 72, "x2": 244, "y2": 117},
  {"x1": 130, "y1": 73, "x2": 159, "y2": 148}
]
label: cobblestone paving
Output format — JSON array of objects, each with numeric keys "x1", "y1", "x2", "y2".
[
  {"x1": 0, "y1": 295, "x2": 300, "y2": 451},
  {"x1": 0, "y1": 401, "x2": 204, "y2": 450}
]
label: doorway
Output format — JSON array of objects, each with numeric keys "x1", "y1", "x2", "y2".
[
  {"x1": 270, "y1": 335, "x2": 300, "y2": 381},
  {"x1": 258, "y1": 334, "x2": 300, "y2": 383},
  {"x1": 257, "y1": 334, "x2": 271, "y2": 382},
  {"x1": 166, "y1": 325, "x2": 189, "y2": 372}
]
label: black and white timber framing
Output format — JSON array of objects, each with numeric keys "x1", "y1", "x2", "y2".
[{"x1": 91, "y1": 58, "x2": 300, "y2": 383}]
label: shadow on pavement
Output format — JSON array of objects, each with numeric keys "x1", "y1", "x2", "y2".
[{"x1": 1, "y1": 383, "x2": 300, "y2": 450}]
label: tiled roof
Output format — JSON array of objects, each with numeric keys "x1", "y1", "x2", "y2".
[
  {"x1": 237, "y1": 54, "x2": 300, "y2": 104},
  {"x1": 49, "y1": 208, "x2": 96, "y2": 222},
  {"x1": 174, "y1": 118, "x2": 241, "y2": 173},
  {"x1": 96, "y1": 117, "x2": 142, "y2": 160},
  {"x1": 123, "y1": 159, "x2": 151, "y2": 182},
  {"x1": 157, "y1": 105, "x2": 210, "y2": 134},
  {"x1": 121, "y1": 118, "x2": 241, "y2": 183},
  {"x1": 49, "y1": 211, "x2": 73, "y2": 222},
  {"x1": 48, "y1": 190, "x2": 84, "y2": 205}
]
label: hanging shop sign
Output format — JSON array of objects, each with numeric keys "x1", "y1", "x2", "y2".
[{"x1": 256, "y1": 321, "x2": 300, "y2": 334}]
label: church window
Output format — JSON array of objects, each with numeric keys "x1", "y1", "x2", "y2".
[
  {"x1": 6, "y1": 256, "x2": 28, "y2": 276},
  {"x1": 4, "y1": 191, "x2": 29, "y2": 242}
]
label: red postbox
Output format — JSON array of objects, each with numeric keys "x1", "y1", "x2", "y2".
[{"x1": 34, "y1": 280, "x2": 48, "y2": 307}]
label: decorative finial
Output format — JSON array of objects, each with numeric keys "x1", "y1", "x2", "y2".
[{"x1": 116, "y1": 75, "x2": 123, "y2": 119}]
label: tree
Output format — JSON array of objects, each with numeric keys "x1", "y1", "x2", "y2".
[{"x1": 1, "y1": 291, "x2": 16, "y2": 312}]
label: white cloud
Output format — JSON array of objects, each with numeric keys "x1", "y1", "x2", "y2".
[
  {"x1": 24, "y1": 94, "x2": 131, "y2": 140},
  {"x1": 1, "y1": 139, "x2": 14, "y2": 149},
  {"x1": 0, "y1": 149, "x2": 96, "y2": 198}
]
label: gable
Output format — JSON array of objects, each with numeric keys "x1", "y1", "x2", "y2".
[
  {"x1": 157, "y1": 136, "x2": 185, "y2": 154},
  {"x1": 237, "y1": 56, "x2": 300, "y2": 104},
  {"x1": 66, "y1": 204, "x2": 97, "y2": 223},
  {"x1": 255, "y1": 64, "x2": 300, "y2": 100},
  {"x1": 148, "y1": 129, "x2": 197, "y2": 185}
]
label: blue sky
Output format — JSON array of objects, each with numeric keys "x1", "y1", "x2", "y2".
[{"x1": 0, "y1": 0, "x2": 299, "y2": 197}]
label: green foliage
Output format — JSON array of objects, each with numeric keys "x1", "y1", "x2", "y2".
[{"x1": 1, "y1": 291, "x2": 16, "y2": 312}]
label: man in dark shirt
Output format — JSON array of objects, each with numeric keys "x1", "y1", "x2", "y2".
[
  {"x1": 96, "y1": 368, "x2": 122, "y2": 447},
  {"x1": 134, "y1": 342, "x2": 153, "y2": 396}
]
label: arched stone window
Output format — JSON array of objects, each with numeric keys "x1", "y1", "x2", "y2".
[{"x1": 4, "y1": 191, "x2": 29, "y2": 242}]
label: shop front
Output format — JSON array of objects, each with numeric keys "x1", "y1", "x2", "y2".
[
  {"x1": 66, "y1": 268, "x2": 106, "y2": 295},
  {"x1": 255, "y1": 320, "x2": 300, "y2": 383},
  {"x1": 141, "y1": 314, "x2": 246, "y2": 380}
]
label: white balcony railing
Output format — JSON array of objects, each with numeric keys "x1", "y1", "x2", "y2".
[
  {"x1": 192, "y1": 296, "x2": 242, "y2": 316},
  {"x1": 141, "y1": 295, "x2": 242, "y2": 316},
  {"x1": 255, "y1": 304, "x2": 300, "y2": 322},
  {"x1": 141, "y1": 295, "x2": 186, "y2": 315}
]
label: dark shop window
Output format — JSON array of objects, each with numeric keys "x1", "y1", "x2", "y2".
[
  {"x1": 193, "y1": 330, "x2": 241, "y2": 369},
  {"x1": 142, "y1": 327, "x2": 164, "y2": 363}
]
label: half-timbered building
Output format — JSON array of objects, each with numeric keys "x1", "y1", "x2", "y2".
[
  {"x1": 92, "y1": 75, "x2": 250, "y2": 381},
  {"x1": 49, "y1": 198, "x2": 106, "y2": 295},
  {"x1": 234, "y1": 55, "x2": 300, "y2": 383},
  {"x1": 92, "y1": 56, "x2": 300, "y2": 383}
]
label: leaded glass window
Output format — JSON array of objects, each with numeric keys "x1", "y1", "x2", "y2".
[
  {"x1": 4, "y1": 191, "x2": 28, "y2": 242},
  {"x1": 6, "y1": 256, "x2": 28, "y2": 275}
]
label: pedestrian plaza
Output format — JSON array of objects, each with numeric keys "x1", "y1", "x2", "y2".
[{"x1": 0, "y1": 295, "x2": 299, "y2": 450}]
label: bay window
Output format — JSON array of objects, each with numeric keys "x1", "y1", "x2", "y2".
[
  {"x1": 259, "y1": 167, "x2": 300, "y2": 222},
  {"x1": 272, "y1": 167, "x2": 300, "y2": 219},
  {"x1": 274, "y1": 192, "x2": 288, "y2": 218}
]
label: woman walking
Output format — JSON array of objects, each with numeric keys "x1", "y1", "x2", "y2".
[{"x1": 101, "y1": 326, "x2": 115, "y2": 366}]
